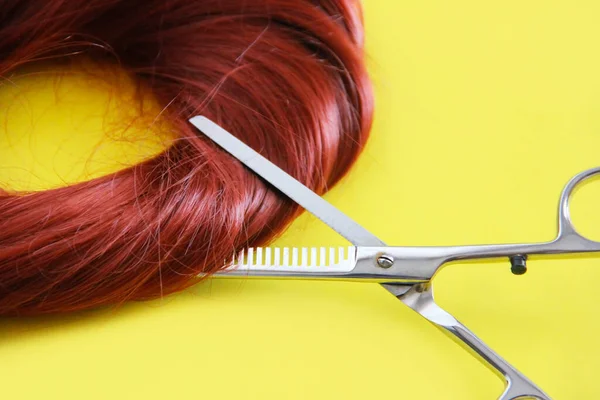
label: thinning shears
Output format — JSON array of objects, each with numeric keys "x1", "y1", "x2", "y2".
[{"x1": 190, "y1": 115, "x2": 600, "y2": 400}]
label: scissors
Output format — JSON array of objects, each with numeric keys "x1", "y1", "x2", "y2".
[{"x1": 190, "y1": 115, "x2": 600, "y2": 400}]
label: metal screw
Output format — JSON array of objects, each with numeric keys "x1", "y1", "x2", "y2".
[
  {"x1": 509, "y1": 254, "x2": 527, "y2": 275},
  {"x1": 377, "y1": 254, "x2": 394, "y2": 268}
]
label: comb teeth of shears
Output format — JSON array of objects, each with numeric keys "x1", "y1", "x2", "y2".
[{"x1": 224, "y1": 246, "x2": 356, "y2": 272}]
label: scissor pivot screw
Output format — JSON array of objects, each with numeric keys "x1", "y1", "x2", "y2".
[
  {"x1": 377, "y1": 255, "x2": 394, "y2": 268},
  {"x1": 509, "y1": 254, "x2": 527, "y2": 275}
]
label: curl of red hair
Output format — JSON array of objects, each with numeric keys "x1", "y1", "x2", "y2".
[{"x1": 0, "y1": 0, "x2": 373, "y2": 316}]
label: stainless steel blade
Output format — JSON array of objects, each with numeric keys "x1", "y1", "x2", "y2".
[
  {"x1": 224, "y1": 246, "x2": 357, "y2": 272},
  {"x1": 189, "y1": 116, "x2": 386, "y2": 247}
]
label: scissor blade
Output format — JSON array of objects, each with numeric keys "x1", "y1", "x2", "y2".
[
  {"x1": 189, "y1": 116, "x2": 386, "y2": 247},
  {"x1": 224, "y1": 245, "x2": 357, "y2": 272}
]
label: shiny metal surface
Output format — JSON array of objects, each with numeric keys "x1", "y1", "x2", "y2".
[
  {"x1": 397, "y1": 283, "x2": 550, "y2": 400},
  {"x1": 192, "y1": 116, "x2": 600, "y2": 400},
  {"x1": 222, "y1": 246, "x2": 358, "y2": 274},
  {"x1": 376, "y1": 254, "x2": 394, "y2": 268}
]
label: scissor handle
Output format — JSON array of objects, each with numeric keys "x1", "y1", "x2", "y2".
[
  {"x1": 382, "y1": 167, "x2": 600, "y2": 280},
  {"x1": 350, "y1": 167, "x2": 600, "y2": 295},
  {"x1": 556, "y1": 166, "x2": 600, "y2": 247},
  {"x1": 394, "y1": 283, "x2": 552, "y2": 400}
]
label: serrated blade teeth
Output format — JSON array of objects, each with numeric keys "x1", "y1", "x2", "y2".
[{"x1": 226, "y1": 246, "x2": 356, "y2": 272}]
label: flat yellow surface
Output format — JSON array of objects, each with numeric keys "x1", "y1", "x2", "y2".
[{"x1": 1, "y1": 1, "x2": 600, "y2": 399}]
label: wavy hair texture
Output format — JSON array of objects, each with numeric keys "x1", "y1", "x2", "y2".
[{"x1": 0, "y1": 0, "x2": 373, "y2": 316}]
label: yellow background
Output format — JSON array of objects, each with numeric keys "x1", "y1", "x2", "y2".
[{"x1": 1, "y1": 1, "x2": 600, "y2": 398}]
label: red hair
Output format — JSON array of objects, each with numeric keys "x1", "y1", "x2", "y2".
[{"x1": 0, "y1": 0, "x2": 373, "y2": 316}]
